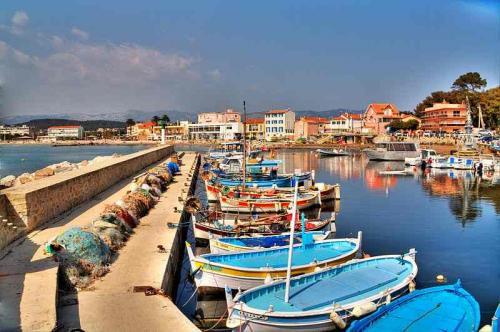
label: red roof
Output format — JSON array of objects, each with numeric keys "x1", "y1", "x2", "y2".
[
  {"x1": 347, "y1": 113, "x2": 362, "y2": 120},
  {"x1": 366, "y1": 103, "x2": 400, "y2": 115},
  {"x1": 48, "y1": 125, "x2": 82, "y2": 129},
  {"x1": 138, "y1": 121, "x2": 156, "y2": 129},
  {"x1": 266, "y1": 109, "x2": 290, "y2": 114},
  {"x1": 245, "y1": 118, "x2": 264, "y2": 124},
  {"x1": 300, "y1": 116, "x2": 329, "y2": 123}
]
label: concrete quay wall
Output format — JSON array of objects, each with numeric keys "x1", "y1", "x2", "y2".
[{"x1": 0, "y1": 145, "x2": 174, "y2": 231}]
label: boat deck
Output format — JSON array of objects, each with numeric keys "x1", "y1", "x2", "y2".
[
  {"x1": 241, "y1": 258, "x2": 413, "y2": 312},
  {"x1": 203, "y1": 241, "x2": 356, "y2": 269}
]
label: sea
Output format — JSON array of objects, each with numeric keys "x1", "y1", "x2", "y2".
[
  {"x1": 0, "y1": 144, "x2": 150, "y2": 178},
  {"x1": 175, "y1": 148, "x2": 500, "y2": 328}
]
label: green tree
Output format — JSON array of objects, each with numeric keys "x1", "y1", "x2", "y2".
[
  {"x1": 479, "y1": 87, "x2": 500, "y2": 129},
  {"x1": 451, "y1": 72, "x2": 487, "y2": 92},
  {"x1": 125, "y1": 118, "x2": 135, "y2": 127},
  {"x1": 404, "y1": 119, "x2": 420, "y2": 131},
  {"x1": 161, "y1": 114, "x2": 170, "y2": 124}
]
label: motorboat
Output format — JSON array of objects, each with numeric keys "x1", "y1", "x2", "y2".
[
  {"x1": 316, "y1": 148, "x2": 351, "y2": 157},
  {"x1": 404, "y1": 149, "x2": 440, "y2": 167},
  {"x1": 365, "y1": 142, "x2": 419, "y2": 161}
]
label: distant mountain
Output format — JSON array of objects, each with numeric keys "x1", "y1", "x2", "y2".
[
  {"x1": 246, "y1": 109, "x2": 363, "y2": 118},
  {"x1": 0, "y1": 110, "x2": 197, "y2": 125},
  {"x1": 18, "y1": 119, "x2": 126, "y2": 131}
]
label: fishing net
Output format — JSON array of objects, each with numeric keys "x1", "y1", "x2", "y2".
[
  {"x1": 123, "y1": 193, "x2": 150, "y2": 218},
  {"x1": 102, "y1": 204, "x2": 138, "y2": 228},
  {"x1": 48, "y1": 227, "x2": 111, "y2": 288}
]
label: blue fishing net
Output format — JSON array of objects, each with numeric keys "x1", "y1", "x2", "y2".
[{"x1": 54, "y1": 227, "x2": 111, "y2": 266}]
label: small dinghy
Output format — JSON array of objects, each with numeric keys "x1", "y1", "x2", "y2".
[
  {"x1": 348, "y1": 280, "x2": 480, "y2": 332},
  {"x1": 317, "y1": 148, "x2": 351, "y2": 157},
  {"x1": 209, "y1": 231, "x2": 331, "y2": 254},
  {"x1": 186, "y1": 232, "x2": 361, "y2": 290},
  {"x1": 225, "y1": 251, "x2": 418, "y2": 332}
]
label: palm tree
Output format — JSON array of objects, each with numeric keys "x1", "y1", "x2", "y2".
[
  {"x1": 125, "y1": 118, "x2": 135, "y2": 127},
  {"x1": 151, "y1": 116, "x2": 160, "y2": 125},
  {"x1": 161, "y1": 114, "x2": 170, "y2": 124}
]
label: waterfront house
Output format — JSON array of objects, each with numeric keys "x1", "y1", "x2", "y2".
[
  {"x1": 326, "y1": 113, "x2": 363, "y2": 133},
  {"x1": 245, "y1": 118, "x2": 265, "y2": 140},
  {"x1": 47, "y1": 125, "x2": 84, "y2": 140},
  {"x1": 420, "y1": 100, "x2": 466, "y2": 133},
  {"x1": 362, "y1": 104, "x2": 402, "y2": 135},
  {"x1": 0, "y1": 125, "x2": 31, "y2": 138},
  {"x1": 188, "y1": 122, "x2": 243, "y2": 141},
  {"x1": 264, "y1": 109, "x2": 295, "y2": 141},
  {"x1": 294, "y1": 116, "x2": 329, "y2": 140},
  {"x1": 401, "y1": 114, "x2": 421, "y2": 126},
  {"x1": 198, "y1": 109, "x2": 241, "y2": 124}
]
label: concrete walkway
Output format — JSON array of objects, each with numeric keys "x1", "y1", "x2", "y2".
[{"x1": 0, "y1": 152, "x2": 199, "y2": 331}]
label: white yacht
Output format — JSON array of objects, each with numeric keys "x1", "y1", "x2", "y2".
[{"x1": 365, "y1": 142, "x2": 419, "y2": 161}]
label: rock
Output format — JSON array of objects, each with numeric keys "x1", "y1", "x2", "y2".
[
  {"x1": 0, "y1": 175, "x2": 16, "y2": 187},
  {"x1": 79, "y1": 160, "x2": 89, "y2": 167},
  {"x1": 34, "y1": 167, "x2": 55, "y2": 179},
  {"x1": 17, "y1": 173, "x2": 33, "y2": 184}
]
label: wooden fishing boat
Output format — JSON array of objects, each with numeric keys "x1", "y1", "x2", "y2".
[
  {"x1": 187, "y1": 232, "x2": 361, "y2": 290},
  {"x1": 348, "y1": 280, "x2": 480, "y2": 332},
  {"x1": 218, "y1": 192, "x2": 320, "y2": 213},
  {"x1": 209, "y1": 231, "x2": 331, "y2": 254},
  {"x1": 192, "y1": 213, "x2": 333, "y2": 241},
  {"x1": 205, "y1": 181, "x2": 339, "y2": 202},
  {"x1": 214, "y1": 174, "x2": 293, "y2": 188},
  {"x1": 316, "y1": 148, "x2": 351, "y2": 157},
  {"x1": 225, "y1": 251, "x2": 418, "y2": 332}
]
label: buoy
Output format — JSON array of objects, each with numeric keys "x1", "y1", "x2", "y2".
[
  {"x1": 329, "y1": 311, "x2": 346, "y2": 329},
  {"x1": 352, "y1": 302, "x2": 377, "y2": 317},
  {"x1": 409, "y1": 280, "x2": 416, "y2": 292},
  {"x1": 436, "y1": 274, "x2": 446, "y2": 283}
]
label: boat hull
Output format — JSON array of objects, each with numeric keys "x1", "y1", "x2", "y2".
[{"x1": 219, "y1": 194, "x2": 319, "y2": 213}]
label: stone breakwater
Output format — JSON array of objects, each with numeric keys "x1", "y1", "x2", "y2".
[
  {"x1": 0, "y1": 154, "x2": 123, "y2": 189},
  {"x1": 0, "y1": 145, "x2": 174, "y2": 238}
]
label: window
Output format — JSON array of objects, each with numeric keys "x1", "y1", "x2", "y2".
[
  {"x1": 279, "y1": 127, "x2": 283, "y2": 132},
  {"x1": 453, "y1": 111, "x2": 460, "y2": 117}
]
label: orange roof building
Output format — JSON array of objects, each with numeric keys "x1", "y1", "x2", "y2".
[
  {"x1": 245, "y1": 118, "x2": 265, "y2": 140},
  {"x1": 421, "y1": 101, "x2": 466, "y2": 133},
  {"x1": 294, "y1": 116, "x2": 329, "y2": 140},
  {"x1": 363, "y1": 103, "x2": 402, "y2": 135}
]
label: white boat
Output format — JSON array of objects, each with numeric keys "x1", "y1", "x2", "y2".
[
  {"x1": 316, "y1": 149, "x2": 350, "y2": 157},
  {"x1": 207, "y1": 142, "x2": 244, "y2": 160},
  {"x1": 365, "y1": 142, "x2": 419, "y2": 161},
  {"x1": 404, "y1": 149, "x2": 440, "y2": 166}
]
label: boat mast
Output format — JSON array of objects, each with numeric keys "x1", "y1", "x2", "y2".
[
  {"x1": 284, "y1": 178, "x2": 299, "y2": 303},
  {"x1": 242, "y1": 101, "x2": 247, "y2": 189}
]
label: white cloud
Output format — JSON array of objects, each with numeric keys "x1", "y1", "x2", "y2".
[
  {"x1": 71, "y1": 27, "x2": 89, "y2": 40},
  {"x1": 10, "y1": 11, "x2": 29, "y2": 35},
  {"x1": 208, "y1": 69, "x2": 222, "y2": 81},
  {"x1": 51, "y1": 36, "x2": 64, "y2": 48}
]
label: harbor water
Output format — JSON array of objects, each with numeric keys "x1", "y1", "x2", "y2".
[
  {"x1": 0, "y1": 144, "x2": 150, "y2": 178},
  {"x1": 176, "y1": 148, "x2": 499, "y2": 328}
]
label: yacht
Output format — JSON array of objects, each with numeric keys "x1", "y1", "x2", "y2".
[{"x1": 365, "y1": 142, "x2": 419, "y2": 161}]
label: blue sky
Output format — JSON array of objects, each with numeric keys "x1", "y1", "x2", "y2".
[{"x1": 0, "y1": 0, "x2": 498, "y2": 116}]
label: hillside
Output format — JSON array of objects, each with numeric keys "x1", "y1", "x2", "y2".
[{"x1": 18, "y1": 119, "x2": 126, "y2": 131}]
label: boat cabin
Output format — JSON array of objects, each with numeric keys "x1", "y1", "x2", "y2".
[{"x1": 375, "y1": 142, "x2": 418, "y2": 152}]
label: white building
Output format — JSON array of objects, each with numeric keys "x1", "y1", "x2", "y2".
[
  {"x1": 188, "y1": 122, "x2": 243, "y2": 141},
  {"x1": 264, "y1": 109, "x2": 295, "y2": 141},
  {"x1": 326, "y1": 113, "x2": 363, "y2": 133},
  {"x1": 47, "y1": 125, "x2": 84, "y2": 139},
  {"x1": 0, "y1": 125, "x2": 31, "y2": 136}
]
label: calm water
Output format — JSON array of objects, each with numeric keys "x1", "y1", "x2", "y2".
[
  {"x1": 0, "y1": 144, "x2": 150, "y2": 177},
  {"x1": 177, "y1": 149, "x2": 499, "y2": 326}
]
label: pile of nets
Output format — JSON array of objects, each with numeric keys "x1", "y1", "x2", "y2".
[
  {"x1": 46, "y1": 159, "x2": 181, "y2": 288},
  {"x1": 46, "y1": 227, "x2": 111, "y2": 288}
]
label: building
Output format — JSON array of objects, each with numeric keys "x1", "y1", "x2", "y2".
[
  {"x1": 127, "y1": 121, "x2": 155, "y2": 140},
  {"x1": 245, "y1": 118, "x2": 265, "y2": 140},
  {"x1": 362, "y1": 104, "x2": 402, "y2": 135},
  {"x1": 163, "y1": 121, "x2": 189, "y2": 140},
  {"x1": 326, "y1": 113, "x2": 363, "y2": 133},
  {"x1": 401, "y1": 114, "x2": 421, "y2": 124},
  {"x1": 421, "y1": 101, "x2": 466, "y2": 133},
  {"x1": 264, "y1": 109, "x2": 295, "y2": 141},
  {"x1": 198, "y1": 109, "x2": 241, "y2": 124},
  {"x1": 47, "y1": 125, "x2": 84, "y2": 139},
  {"x1": 188, "y1": 122, "x2": 243, "y2": 141},
  {"x1": 0, "y1": 125, "x2": 31, "y2": 137},
  {"x1": 294, "y1": 117, "x2": 329, "y2": 140}
]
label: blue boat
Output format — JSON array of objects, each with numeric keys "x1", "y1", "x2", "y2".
[
  {"x1": 348, "y1": 280, "x2": 480, "y2": 332},
  {"x1": 214, "y1": 174, "x2": 293, "y2": 188},
  {"x1": 492, "y1": 303, "x2": 499, "y2": 332},
  {"x1": 209, "y1": 231, "x2": 331, "y2": 254},
  {"x1": 225, "y1": 251, "x2": 418, "y2": 332}
]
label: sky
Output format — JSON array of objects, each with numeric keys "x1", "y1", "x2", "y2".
[{"x1": 0, "y1": 0, "x2": 498, "y2": 117}]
